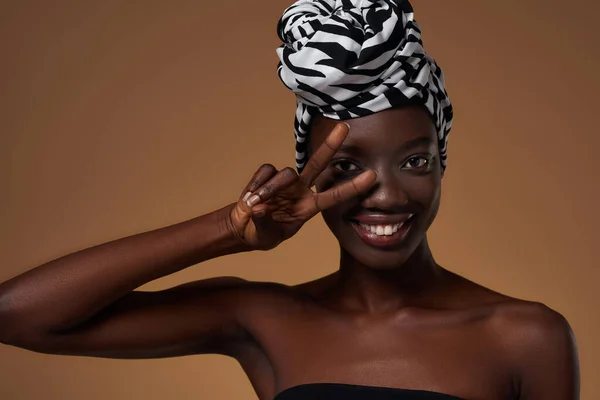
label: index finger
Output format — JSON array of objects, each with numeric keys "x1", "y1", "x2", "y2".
[
  {"x1": 312, "y1": 169, "x2": 377, "y2": 213},
  {"x1": 299, "y1": 122, "x2": 349, "y2": 187}
]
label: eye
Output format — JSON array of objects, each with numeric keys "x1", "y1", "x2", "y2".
[
  {"x1": 332, "y1": 160, "x2": 359, "y2": 172},
  {"x1": 402, "y1": 156, "x2": 430, "y2": 170}
]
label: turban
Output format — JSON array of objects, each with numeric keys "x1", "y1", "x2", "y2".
[{"x1": 276, "y1": 0, "x2": 453, "y2": 173}]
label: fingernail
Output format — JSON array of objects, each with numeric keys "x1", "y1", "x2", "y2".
[
  {"x1": 342, "y1": 122, "x2": 350, "y2": 131},
  {"x1": 247, "y1": 195, "x2": 260, "y2": 207},
  {"x1": 243, "y1": 192, "x2": 252, "y2": 202}
]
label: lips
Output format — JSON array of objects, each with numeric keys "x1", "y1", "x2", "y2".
[{"x1": 348, "y1": 214, "x2": 415, "y2": 248}]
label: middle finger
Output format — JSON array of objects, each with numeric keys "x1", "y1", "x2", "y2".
[{"x1": 299, "y1": 122, "x2": 349, "y2": 187}]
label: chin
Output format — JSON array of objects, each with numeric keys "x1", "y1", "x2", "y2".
[{"x1": 343, "y1": 247, "x2": 414, "y2": 270}]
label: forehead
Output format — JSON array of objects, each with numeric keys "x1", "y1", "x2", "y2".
[{"x1": 308, "y1": 106, "x2": 437, "y2": 153}]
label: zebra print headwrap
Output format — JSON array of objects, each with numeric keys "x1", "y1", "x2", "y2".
[{"x1": 276, "y1": 0, "x2": 453, "y2": 173}]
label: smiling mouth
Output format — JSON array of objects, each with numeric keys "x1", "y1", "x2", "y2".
[{"x1": 349, "y1": 217, "x2": 414, "y2": 248}]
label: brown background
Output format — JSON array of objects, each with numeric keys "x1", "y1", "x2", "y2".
[{"x1": 0, "y1": 0, "x2": 598, "y2": 399}]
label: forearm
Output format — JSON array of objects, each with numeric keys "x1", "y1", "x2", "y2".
[{"x1": 0, "y1": 203, "x2": 247, "y2": 339}]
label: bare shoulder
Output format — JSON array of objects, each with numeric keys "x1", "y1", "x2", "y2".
[
  {"x1": 452, "y1": 274, "x2": 579, "y2": 396},
  {"x1": 456, "y1": 275, "x2": 576, "y2": 347},
  {"x1": 442, "y1": 272, "x2": 577, "y2": 356},
  {"x1": 488, "y1": 299, "x2": 576, "y2": 349},
  {"x1": 445, "y1": 272, "x2": 572, "y2": 330},
  {"x1": 486, "y1": 299, "x2": 580, "y2": 398},
  {"x1": 487, "y1": 298, "x2": 578, "y2": 377}
]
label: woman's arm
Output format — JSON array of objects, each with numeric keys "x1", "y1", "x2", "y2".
[
  {"x1": 0, "y1": 123, "x2": 376, "y2": 360},
  {"x1": 0, "y1": 203, "x2": 254, "y2": 357}
]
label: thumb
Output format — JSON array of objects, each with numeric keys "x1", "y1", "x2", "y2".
[
  {"x1": 250, "y1": 205, "x2": 282, "y2": 249},
  {"x1": 250, "y1": 204, "x2": 270, "y2": 225}
]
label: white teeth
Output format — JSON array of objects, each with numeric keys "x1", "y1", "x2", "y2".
[{"x1": 360, "y1": 223, "x2": 403, "y2": 236}]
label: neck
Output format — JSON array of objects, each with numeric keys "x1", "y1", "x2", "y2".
[{"x1": 331, "y1": 237, "x2": 448, "y2": 313}]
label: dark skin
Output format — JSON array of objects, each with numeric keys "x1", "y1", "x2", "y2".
[{"x1": 0, "y1": 106, "x2": 579, "y2": 400}]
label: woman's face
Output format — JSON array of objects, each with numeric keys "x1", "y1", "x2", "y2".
[{"x1": 309, "y1": 106, "x2": 442, "y2": 270}]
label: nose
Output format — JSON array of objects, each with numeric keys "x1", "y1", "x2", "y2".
[{"x1": 360, "y1": 168, "x2": 409, "y2": 211}]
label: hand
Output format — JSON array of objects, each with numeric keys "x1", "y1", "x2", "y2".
[{"x1": 228, "y1": 123, "x2": 377, "y2": 250}]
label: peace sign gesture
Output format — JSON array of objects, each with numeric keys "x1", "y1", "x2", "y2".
[{"x1": 228, "y1": 123, "x2": 377, "y2": 250}]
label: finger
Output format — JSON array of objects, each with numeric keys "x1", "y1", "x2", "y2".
[
  {"x1": 299, "y1": 122, "x2": 349, "y2": 187},
  {"x1": 248, "y1": 167, "x2": 298, "y2": 206},
  {"x1": 250, "y1": 203, "x2": 270, "y2": 219},
  {"x1": 250, "y1": 205, "x2": 279, "y2": 248},
  {"x1": 239, "y1": 164, "x2": 278, "y2": 201},
  {"x1": 313, "y1": 170, "x2": 377, "y2": 212}
]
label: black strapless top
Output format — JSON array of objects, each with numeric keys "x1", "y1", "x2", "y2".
[{"x1": 274, "y1": 383, "x2": 463, "y2": 399}]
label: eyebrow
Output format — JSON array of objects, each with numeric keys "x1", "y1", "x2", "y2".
[
  {"x1": 400, "y1": 136, "x2": 436, "y2": 152},
  {"x1": 337, "y1": 143, "x2": 366, "y2": 155},
  {"x1": 337, "y1": 136, "x2": 435, "y2": 155}
]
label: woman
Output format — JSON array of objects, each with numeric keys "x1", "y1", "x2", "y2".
[{"x1": 0, "y1": 1, "x2": 579, "y2": 399}]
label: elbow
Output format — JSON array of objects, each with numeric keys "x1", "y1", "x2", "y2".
[
  {"x1": 0, "y1": 310, "x2": 72, "y2": 354},
  {"x1": 0, "y1": 311, "x2": 30, "y2": 346},
  {"x1": 0, "y1": 292, "x2": 24, "y2": 345},
  {"x1": 0, "y1": 307, "x2": 47, "y2": 347},
  {"x1": 0, "y1": 318, "x2": 53, "y2": 351},
  {"x1": 0, "y1": 317, "x2": 22, "y2": 346},
  {"x1": 0, "y1": 298, "x2": 62, "y2": 351},
  {"x1": 0, "y1": 293, "x2": 52, "y2": 347}
]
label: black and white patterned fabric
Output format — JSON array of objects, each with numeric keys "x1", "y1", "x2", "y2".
[{"x1": 276, "y1": 0, "x2": 453, "y2": 173}]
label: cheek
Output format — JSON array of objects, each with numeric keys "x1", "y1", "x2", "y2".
[
  {"x1": 320, "y1": 204, "x2": 349, "y2": 243},
  {"x1": 410, "y1": 176, "x2": 442, "y2": 221},
  {"x1": 413, "y1": 177, "x2": 440, "y2": 203},
  {"x1": 394, "y1": 173, "x2": 441, "y2": 222}
]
